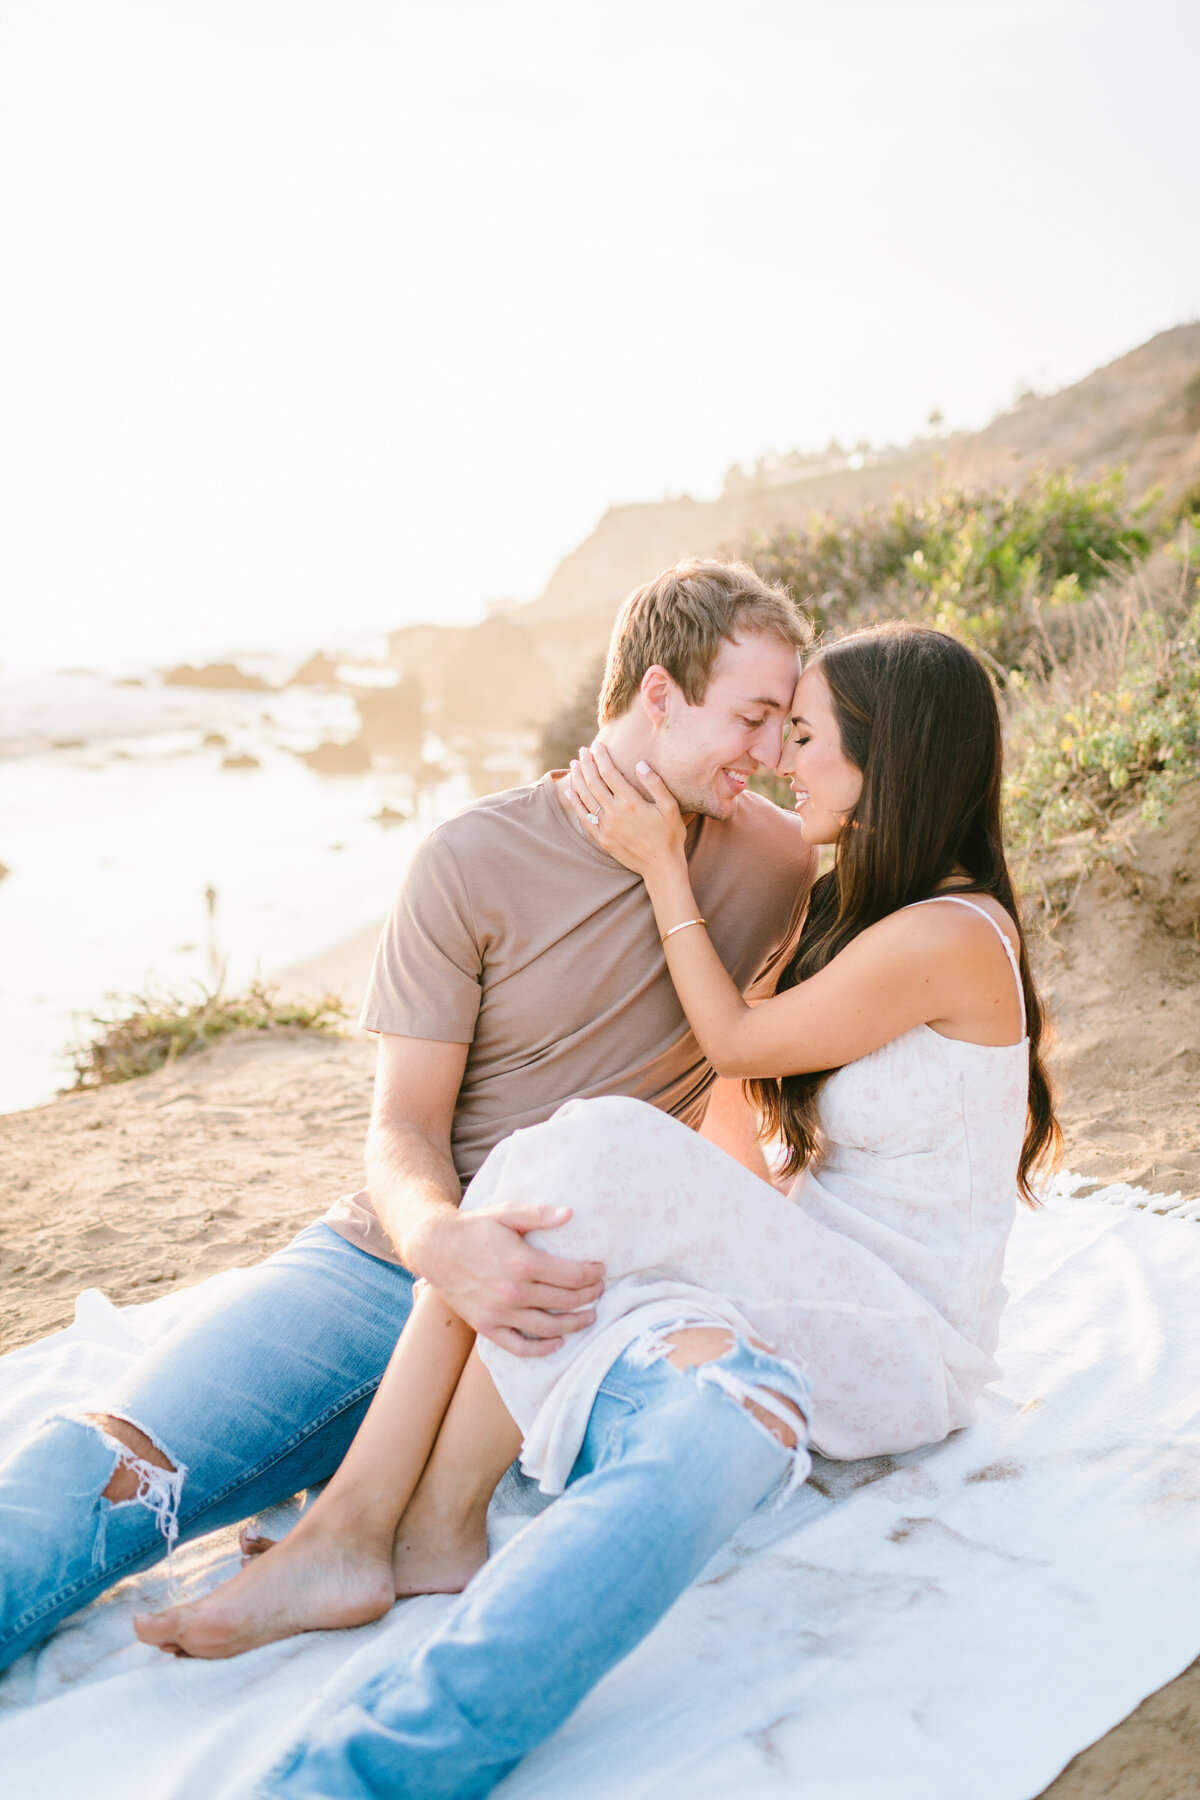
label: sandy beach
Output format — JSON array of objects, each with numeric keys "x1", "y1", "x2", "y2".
[{"x1": 2, "y1": 795, "x2": 1198, "y2": 1792}]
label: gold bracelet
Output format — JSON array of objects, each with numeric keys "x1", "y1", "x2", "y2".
[{"x1": 660, "y1": 917, "x2": 706, "y2": 944}]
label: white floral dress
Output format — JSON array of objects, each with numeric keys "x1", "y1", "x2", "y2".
[{"x1": 468, "y1": 898, "x2": 1030, "y2": 1493}]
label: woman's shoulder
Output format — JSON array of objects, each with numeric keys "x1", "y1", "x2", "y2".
[
  {"x1": 851, "y1": 894, "x2": 1020, "y2": 975},
  {"x1": 824, "y1": 894, "x2": 1025, "y2": 1049},
  {"x1": 870, "y1": 892, "x2": 1016, "y2": 940},
  {"x1": 910, "y1": 892, "x2": 1018, "y2": 949}
]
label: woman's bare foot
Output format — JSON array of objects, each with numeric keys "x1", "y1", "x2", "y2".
[
  {"x1": 390, "y1": 1499, "x2": 489, "y2": 1598},
  {"x1": 133, "y1": 1521, "x2": 396, "y2": 1659},
  {"x1": 237, "y1": 1513, "x2": 487, "y2": 1598}
]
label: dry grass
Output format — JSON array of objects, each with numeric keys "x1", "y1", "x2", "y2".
[
  {"x1": 1003, "y1": 531, "x2": 1199, "y2": 914},
  {"x1": 67, "y1": 982, "x2": 350, "y2": 1091}
]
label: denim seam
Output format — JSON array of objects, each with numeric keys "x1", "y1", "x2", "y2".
[
  {"x1": 352, "y1": 1658, "x2": 512, "y2": 1758},
  {"x1": 5, "y1": 1375, "x2": 383, "y2": 1643},
  {"x1": 172, "y1": 1372, "x2": 384, "y2": 1529},
  {"x1": 593, "y1": 1373, "x2": 648, "y2": 1411},
  {"x1": 593, "y1": 1397, "x2": 640, "y2": 1472}
]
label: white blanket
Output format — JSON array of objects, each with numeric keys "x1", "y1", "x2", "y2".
[{"x1": 2, "y1": 1179, "x2": 1199, "y2": 1800}]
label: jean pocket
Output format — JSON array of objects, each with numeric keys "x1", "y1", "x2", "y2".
[{"x1": 594, "y1": 1371, "x2": 647, "y2": 1412}]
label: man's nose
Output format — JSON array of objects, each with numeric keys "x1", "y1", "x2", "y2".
[{"x1": 750, "y1": 719, "x2": 786, "y2": 769}]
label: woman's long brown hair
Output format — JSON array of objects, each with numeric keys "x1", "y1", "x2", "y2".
[{"x1": 748, "y1": 623, "x2": 1061, "y2": 1203}]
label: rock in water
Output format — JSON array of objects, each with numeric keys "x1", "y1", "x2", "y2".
[
  {"x1": 300, "y1": 739, "x2": 372, "y2": 775},
  {"x1": 164, "y1": 662, "x2": 272, "y2": 691},
  {"x1": 288, "y1": 652, "x2": 340, "y2": 686}
]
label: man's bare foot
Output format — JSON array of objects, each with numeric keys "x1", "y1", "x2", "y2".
[
  {"x1": 133, "y1": 1524, "x2": 395, "y2": 1659},
  {"x1": 390, "y1": 1507, "x2": 489, "y2": 1598}
]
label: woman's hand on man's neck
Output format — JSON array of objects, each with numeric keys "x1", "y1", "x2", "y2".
[{"x1": 553, "y1": 732, "x2": 676, "y2": 823}]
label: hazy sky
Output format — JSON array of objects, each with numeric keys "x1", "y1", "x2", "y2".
[{"x1": 2, "y1": 0, "x2": 1197, "y2": 668}]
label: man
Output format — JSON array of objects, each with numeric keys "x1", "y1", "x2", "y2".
[{"x1": 0, "y1": 559, "x2": 815, "y2": 1758}]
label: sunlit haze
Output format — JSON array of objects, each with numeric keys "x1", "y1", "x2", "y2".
[{"x1": 2, "y1": 0, "x2": 1197, "y2": 669}]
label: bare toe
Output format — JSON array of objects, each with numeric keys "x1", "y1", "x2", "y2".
[{"x1": 134, "y1": 1608, "x2": 184, "y2": 1649}]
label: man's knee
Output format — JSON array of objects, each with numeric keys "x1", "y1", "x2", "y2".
[
  {"x1": 86, "y1": 1415, "x2": 175, "y2": 1502},
  {"x1": 660, "y1": 1328, "x2": 806, "y2": 1451}
]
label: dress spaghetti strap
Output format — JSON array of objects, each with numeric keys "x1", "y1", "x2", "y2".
[{"x1": 905, "y1": 895, "x2": 1027, "y2": 1039}]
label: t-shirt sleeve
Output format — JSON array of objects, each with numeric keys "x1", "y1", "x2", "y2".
[{"x1": 359, "y1": 830, "x2": 483, "y2": 1043}]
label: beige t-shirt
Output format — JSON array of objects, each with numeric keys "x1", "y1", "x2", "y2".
[{"x1": 323, "y1": 772, "x2": 811, "y2": 1264}]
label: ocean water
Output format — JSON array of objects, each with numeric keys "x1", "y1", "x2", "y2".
[{"x1": 0, "y1": 662, "x2": 506, "y2": 1115}]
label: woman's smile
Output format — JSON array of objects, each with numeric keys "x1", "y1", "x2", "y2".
[{"x1": 776, "y1": 664, "x2": 864, "y2": 841}]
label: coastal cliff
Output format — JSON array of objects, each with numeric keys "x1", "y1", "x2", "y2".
[{"x1": 386, "y1": 324, "x2": 1200, "y2": 736}]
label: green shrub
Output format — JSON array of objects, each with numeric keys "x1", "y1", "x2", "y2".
[
  {"x1": 68, "y1": 982, "x2": 349, "y2": 1090},
  {"x1": 539, "y1": 478, "x2": 1189, "y2": 920},
  {"x1": 746, "y1": 468, "x2": 1153, "y2": 671},
  {"x1": 1004, "y1": 588, "x2": 1200, "y2": 861},
  {"x1": 538, "y1": 656, "x2": 606, "y2": 772},
  {"x1": 1166, "y1": 477, "x2": 1200, "y2": 531}
]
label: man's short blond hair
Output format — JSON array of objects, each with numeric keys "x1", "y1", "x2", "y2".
[{"x1": 598, "y1": 558, "x2": 810, "y2": 724}]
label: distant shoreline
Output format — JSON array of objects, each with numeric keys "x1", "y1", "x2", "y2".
[{"x1": 0, "y1": 658, "x2": 472, "y2": 1118}]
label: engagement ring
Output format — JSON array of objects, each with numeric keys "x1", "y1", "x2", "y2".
[{"x1": 586, "y1": 808, "x2": 602, "y2": 826}]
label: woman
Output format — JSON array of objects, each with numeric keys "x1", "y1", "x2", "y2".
[{"x1": 136, "y1": 621, "x2": 1059, "y2": 1659}]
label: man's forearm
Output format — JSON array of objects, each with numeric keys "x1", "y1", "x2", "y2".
[{"x1": 365, "y1": 1120, "x2": 463, "y2": 1274}]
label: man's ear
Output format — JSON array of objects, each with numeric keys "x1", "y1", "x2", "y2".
[{"x1": 640, "y1": 664, "x2": 674, "y2": 729}]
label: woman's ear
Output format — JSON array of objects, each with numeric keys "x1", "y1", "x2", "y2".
[{"x1": 640, "y1": 664, "x2": 673, "y2": 728}]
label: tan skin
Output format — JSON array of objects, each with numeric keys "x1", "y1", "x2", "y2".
[{"x1": 131, "y1": 634, "x2": 812, "y2": 1658}]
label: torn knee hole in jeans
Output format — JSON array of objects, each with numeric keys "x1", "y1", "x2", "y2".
[
  {"x1": 66, "y1": 1412, "x2": 188, "y2": 1586},
  {"x1": 629, "y1": 1322, "x2": 814, "y2": 1500},
  {"x1": 692, "y1": 1362, "x2": 803, "y2": 1446}
]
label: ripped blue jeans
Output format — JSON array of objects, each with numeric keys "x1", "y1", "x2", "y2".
[
  {"x1": 258, "y1": 1332, "x2": 812, "y2": 1800},
  {"x1": 0, "y1": 1224, "x2": 415, "y2": 1671}
]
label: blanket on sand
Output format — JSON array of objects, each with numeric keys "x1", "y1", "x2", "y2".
[{"x1": 2, "y1": 1179, "x2": 1199, "y2": 1800}]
